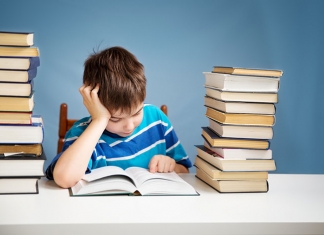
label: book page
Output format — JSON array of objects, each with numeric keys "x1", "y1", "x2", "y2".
[
  {"x1": 82, "y1": 165, "x2": 134, "y2": 182},
  {"x1": 71, "y1": 175, "x2": 137, "y2": 195},
  {"x1": 125, "y1": 167, "x2": 184, "y2": 186},
  {"x1": 125, "y1": 167, "x2": 197, "y2": 195}
]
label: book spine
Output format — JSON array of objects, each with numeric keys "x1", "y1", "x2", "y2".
[
  {"x1": 29, "y1": 57, "x2": 40, "y2": 69},
  {"x1": 27, "y1": 68, "x2": 37, "y2": 82}
]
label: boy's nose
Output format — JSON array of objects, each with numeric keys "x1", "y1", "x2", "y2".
[{"x1": 124, "y1": 120, "x2": 134, "y2": 132}]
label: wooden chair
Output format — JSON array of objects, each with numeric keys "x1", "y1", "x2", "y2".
[{"x1": 57, "y1": 103, "x2": 168, "y2": 154}]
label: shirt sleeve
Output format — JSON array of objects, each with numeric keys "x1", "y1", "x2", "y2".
[{"x1": 159, "y1": 109, "x2": 192, "y2": 169}]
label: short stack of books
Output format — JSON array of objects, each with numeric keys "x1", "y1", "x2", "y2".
[
  {"x1": 194, "y1": 66, "x2": 283, "y2": 193},
  {"x1": 0, "y1": 31, "x2": 45, "y2": 194}
]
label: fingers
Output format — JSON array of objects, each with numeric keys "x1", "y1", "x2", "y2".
[
  {"x1": 149, "y1": 157, "x2": 158, "y2": 173},
  {"x1": 149, "y1": 155, "x2": 175, "y2": 173}
]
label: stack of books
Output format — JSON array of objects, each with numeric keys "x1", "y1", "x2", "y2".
[
  {"x1": 0, "y1": 31, "x2": 45, "y2": 194},
  {"x1": 194, "y1": 66, "x2": 283, "y2": 193}
]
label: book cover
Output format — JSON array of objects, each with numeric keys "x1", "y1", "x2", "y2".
[{"x1": 0, "y1": 56, "x2": 40, "y2": 70}]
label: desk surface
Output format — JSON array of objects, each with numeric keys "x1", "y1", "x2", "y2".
[{"x1": 1, "y1": 174, "x2": 324, "y2": 235}]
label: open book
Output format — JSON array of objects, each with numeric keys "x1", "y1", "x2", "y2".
[{"x1": 70, "y1": 166, "x2": 199, "y2": 196}]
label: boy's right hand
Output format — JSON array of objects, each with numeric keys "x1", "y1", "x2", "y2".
[{"x1": 79, "y1": 84, "x2": 111, "y2": 123}]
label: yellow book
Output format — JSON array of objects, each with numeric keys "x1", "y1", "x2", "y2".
[{"x1": 206, "y1": 107, "x2": 275, "y2": 126}]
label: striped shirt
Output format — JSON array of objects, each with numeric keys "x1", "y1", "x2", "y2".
[{"x1": 46, "y1": 104, "x2": 192, "y2": 179}]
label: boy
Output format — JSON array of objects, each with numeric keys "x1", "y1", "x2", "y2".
[{"x1": 46, "y1": 46, "x2": 192, "y2": 188}]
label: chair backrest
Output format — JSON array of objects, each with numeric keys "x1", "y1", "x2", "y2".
[{"x1": 57, "y1": 103, "x2": 168, "y2": 154}]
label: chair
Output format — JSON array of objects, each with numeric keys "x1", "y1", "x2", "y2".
[{"x1": 57, "y1": 103, "x2": 168, "y2": 154}]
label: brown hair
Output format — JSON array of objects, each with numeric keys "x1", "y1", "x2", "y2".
[{"x1": 83, "y1": 46, "x2": 146, "y2": 114}]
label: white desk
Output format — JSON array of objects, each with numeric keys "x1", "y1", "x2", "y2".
[{"x1": 1, "y1": 174, "x2": 324, "y2": 235}]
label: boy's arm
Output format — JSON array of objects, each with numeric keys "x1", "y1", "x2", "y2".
[
  {"x1": 174, "y1": 163, "x2": 189, "y2": 173},
  {"x1": 53, "y1": 84, "x2": 111, "y2": 188}
]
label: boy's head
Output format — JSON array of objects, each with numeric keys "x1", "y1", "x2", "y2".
[{"x1": 83, "y1": 46, "x2": 146, "y2": 115}]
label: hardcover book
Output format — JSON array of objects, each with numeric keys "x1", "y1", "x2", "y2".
[
  {"x1": 203, "y1": 72, "x2": 280, "y2": 92},
  {"x1": 205, "y1": 86, "x2": 278, "y2": 103},
  {"x1": 0, "y1": 115, "x2": 44, "y2": 144},
  {"x1": 0, "y1": 92, "x2": 34, "y2": 112},
  {"x1": 0, "y1": 67, "x2": 37, "y2": 82},
  {"x1": 0, "y1": 147, "x2": 46, "y2": 177},
  {"x1": 195, "y1": 167, "x2": 269, "y2": 193},
  {"x1": 0, "y1": 143, "x2": 42, "y2": 156},
  {"x1": 0, "y1": 177, "x2": 40, "y2": 194},
  {"x1": 195, "y1": 145, "x2": 276, "y2": 172},
  {"x1": 0, "y1": 31, "x2": 34, "y2": 46},
  {"x1": 0, "y1": 111, "x2": 33, "y2": 124},
  {"x1": 0, "y1": 80, "x2": 34, "y2": 97},
  {"x1": 0, "y1": 46, "x2": 40, "y2": 57},
  {"x1": 202, "y1": 127, "x2": 270, "y2": 150},
  {"x1": 0, "y1": 56, "x2": 40, "y2": 70},
  {"x1": 71, "y1": 166, "x2": 199, "y2": 196},
  {"x1": 212, "y1": 66, "x2": 283, "y2": 77},
  {"x1": 203, "y1": 141, "x2": 272, "y2": 160},
  {"x1": 205, "y1": 106, "x2": 275, "y2": 126},
  {"x1": 204, "y1": 96, "x2": 275, "y2": 115},
  {"x1": 194, "y1": 156, "x2": 268, "y2": 180},
  {"x1": 207, "y1": 118, "x2": 274, "y2": 140}
]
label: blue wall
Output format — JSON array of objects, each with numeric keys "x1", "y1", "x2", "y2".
[{"x1": 1, "y1": 0, "x2": 323, "y2": 174}]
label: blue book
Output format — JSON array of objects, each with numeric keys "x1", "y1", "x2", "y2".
[
  {"x1": 0, "y1": 67, "x2": 37, "y2": 83},
  {"x1": 0, "y1": 115, "x2": 44, "y2": 144},
  {"x1": 0, "y1": 56, "x2": 40, "y2": 70}
]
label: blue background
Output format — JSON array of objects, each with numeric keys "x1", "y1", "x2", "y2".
[{"x1": 1, "y1": 0, "x2": 323, "y2": 174}]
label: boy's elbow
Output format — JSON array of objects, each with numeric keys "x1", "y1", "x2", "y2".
[{"x1": 53, "y1": 170, "x2": 79, "y2": 189}]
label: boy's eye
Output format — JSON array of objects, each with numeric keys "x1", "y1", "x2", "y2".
[{"x1": 110, "y1": 119, "x2": 120, "y2": 123}]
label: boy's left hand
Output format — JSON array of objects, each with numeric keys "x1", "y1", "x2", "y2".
[{"x1": 149, "y1": 155, "x2": 176, "y2": 173}]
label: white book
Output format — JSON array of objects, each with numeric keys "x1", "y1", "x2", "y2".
[
  {"x1": 203, "y1": 72, "x2": 280, "y2": 92},
  {"x1": 0, "y1": 115, "x2": 44, "y2": 144},
  {"x1": 204, "y1": 96, "x2": 276, "y2": 114},
  {"x1": 204, "y1": 141, "x2": 272, "y2": 160},
  {"x1": 208, "y1": 118, "x2": 274, "y2": 139},
  {"x1": 71, "y1": 166, "x2": 198, "y2": 196},
  {"x1": 205, "y1": 86, "x2": 279, "y2": 103}
]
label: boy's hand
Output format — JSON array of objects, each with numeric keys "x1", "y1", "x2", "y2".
[
  {"x1": 149, "y1": 155, "x2": 176, "y2": 173},
  {"x1": 79, "y1": 84, "x2": 111, "y2": 123}
]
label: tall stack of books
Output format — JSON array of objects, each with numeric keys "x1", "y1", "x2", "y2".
[
  {"x1": 194, "y1": 66, "x2": 283, "y2": 193},
  {"x1": 0, "y1": 31, "x2": 45, "y2": 194}
]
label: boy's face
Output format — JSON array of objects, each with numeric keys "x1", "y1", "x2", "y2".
[{"x1": 106, "y1": 103, "x2": 144, "y2": 137}]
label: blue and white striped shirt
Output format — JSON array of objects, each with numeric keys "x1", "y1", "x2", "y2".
[{"x1": 46, "y1": 104, "x2": 191, "y2": 179}]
